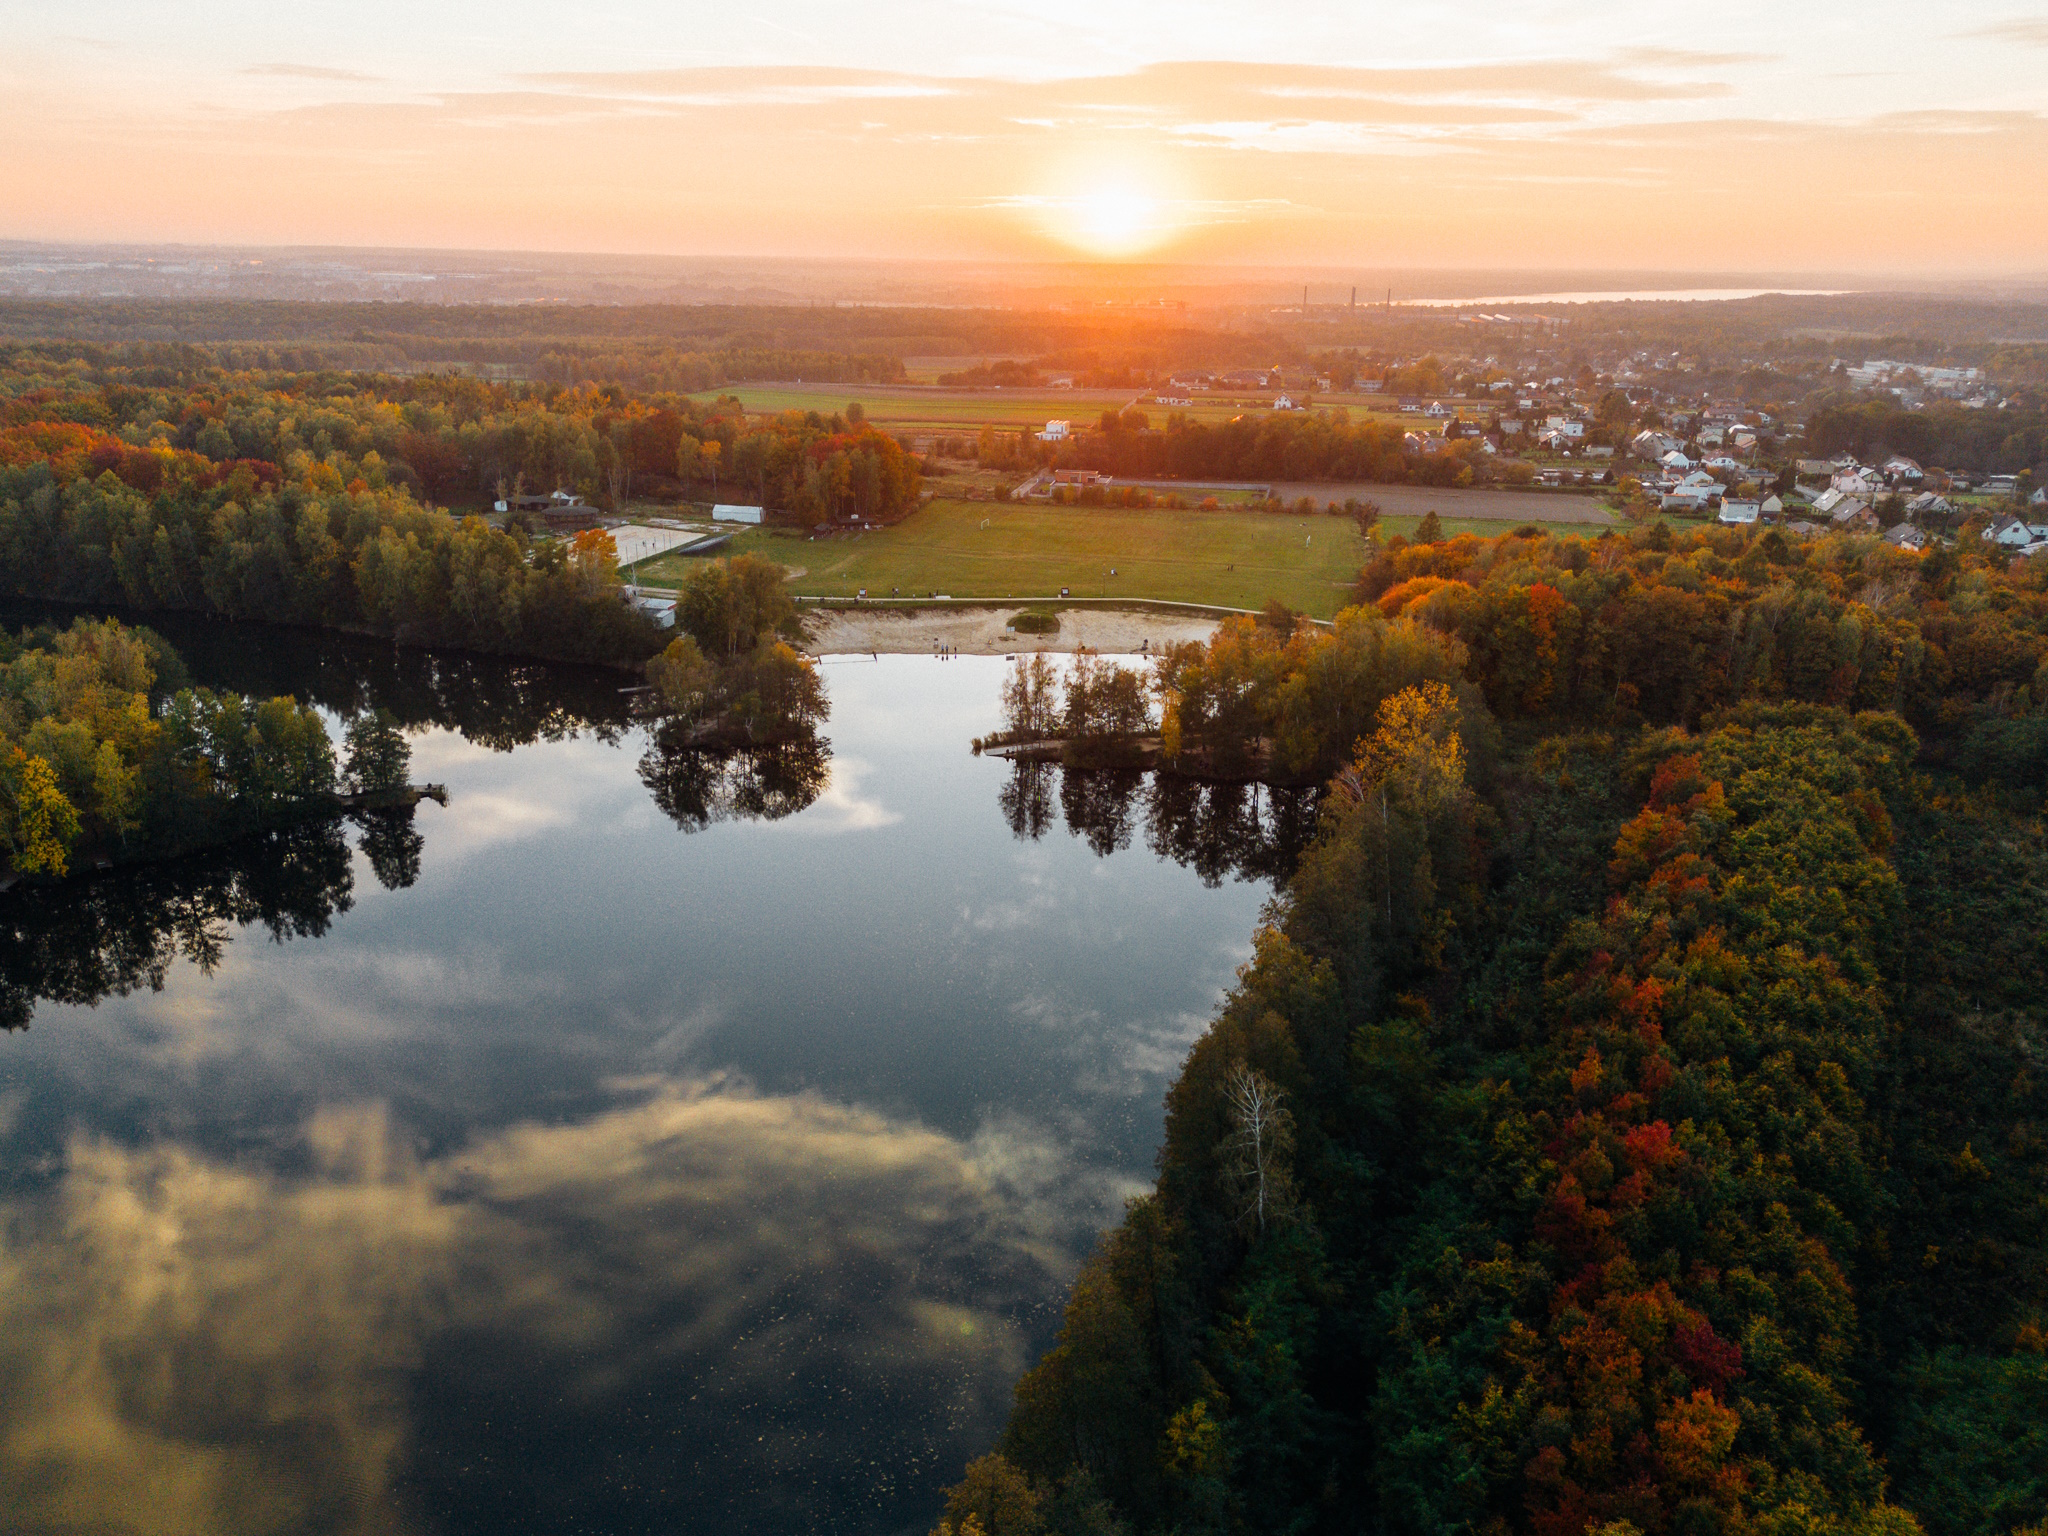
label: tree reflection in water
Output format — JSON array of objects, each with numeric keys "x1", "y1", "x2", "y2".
[
  {"x1": 999, "y1": 760, "x2": 1318, "y2": 886},
  {"x1": 637, "y1": 722, "x2": 832, "y2": 834},
  {"x1": 355, "y1": 810, "x2": 424, "y2": 892},
  {"x1": 0, "y1": 817, "x2": 395, "y2": 1028},
  {"x1": 999, "y1": 758, "x2": 1058, "y2": 842}
]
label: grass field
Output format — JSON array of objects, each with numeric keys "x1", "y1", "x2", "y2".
[
  {"x1": 624, "y1": 499, "x2": 1377, "y2": 617},
  {"x1": 686, "y1": 382, "x2": 1425, "y2": 434}
]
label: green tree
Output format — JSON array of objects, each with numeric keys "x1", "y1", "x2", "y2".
[
  {"x1": 1002, "y1": 654, "x2": 1061, "y2": 739},
  {"x1": 678, "y1": 554, "x2": 798, "y2": 658},
  {"x1": 342, "y1": 708, "x2": 410, "y2": 795},
  {"x1": 647, "y1": 635, "x2": 716, "y2": 717}
]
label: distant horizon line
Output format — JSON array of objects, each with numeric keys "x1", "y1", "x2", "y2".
[{"x1": 8, "y1": 237, "x2": 2047, "y2": 288}]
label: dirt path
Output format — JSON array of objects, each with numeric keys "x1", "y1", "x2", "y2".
[{"x1": 801, "y1": 606, "x2": 1220, "y2": 656}]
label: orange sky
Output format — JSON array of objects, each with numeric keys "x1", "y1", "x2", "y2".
[{"x1": 6, "y1": 5, "x2": 2048, "y2": 272}]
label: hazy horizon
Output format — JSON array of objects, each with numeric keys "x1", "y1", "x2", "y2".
[{"x1": 11, "y1": 240, "x2": 2048, "y2": 312}]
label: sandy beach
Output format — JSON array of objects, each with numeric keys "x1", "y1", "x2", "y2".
[{"x1": 800, "y1": 605, "x2": 1221, "y2": 656}]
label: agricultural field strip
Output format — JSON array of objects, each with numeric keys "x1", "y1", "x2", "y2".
[{"x1": 686, "y1": 384, "x2": 1427, "y2": 431}]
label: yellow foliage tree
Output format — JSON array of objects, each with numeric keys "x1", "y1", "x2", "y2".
[
  {"x1": 1360, "y1": 680, "x2": 1466, "y2": 812},
  {"x1": 3, "y1": 748, "x2": 81, "y2": 877},
  {"x1": 1334, "y1": 681, "x2": 1469, "y2": 934}
]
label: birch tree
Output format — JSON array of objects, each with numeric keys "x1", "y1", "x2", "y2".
[{"x1": 1220, "y1": 1063, "x2": 1295, "y2": 1235}]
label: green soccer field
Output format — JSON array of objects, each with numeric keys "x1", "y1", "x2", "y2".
[{"x1": 624, "y1": 499, "x2": 1378, "y2": 617}]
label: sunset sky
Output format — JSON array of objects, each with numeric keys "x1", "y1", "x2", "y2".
[{"x1": 6, "y1": 0, "x2": 2048, "y2": 272}]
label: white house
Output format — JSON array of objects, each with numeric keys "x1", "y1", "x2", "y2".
[
  {"x1": 1883, "y1": 524, "x2": 1929, "y2": 552},
  {"x1": 1718, "y1": 499, "x2": 1761, "y2": 526},
  {"x1": 1883, "y1": 456, "x2": 1925, "y2": 484},
  {"x1": 1659, "y1": 449, "x2": 1694, "y2": 472},
  {"x1": 1985, "y1": 513, "x2": 2046, "y2": 548},
  {"x1": 1037, "y1": 420, "x2": 1070, "y2": 442}
]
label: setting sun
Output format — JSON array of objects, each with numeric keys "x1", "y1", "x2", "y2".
[{"x1": 1068, "y1": 185, "x2": 1165, "y2": 257}]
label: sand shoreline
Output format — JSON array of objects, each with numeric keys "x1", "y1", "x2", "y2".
[{"x1": 801, "y1": 605, "x2": 1220, "y2": 656}]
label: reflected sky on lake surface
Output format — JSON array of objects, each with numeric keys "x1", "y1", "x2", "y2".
[{"x1": 0, "y1": 651, "x2": 1281, "y2": 1536}]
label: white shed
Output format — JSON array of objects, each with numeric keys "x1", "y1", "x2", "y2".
[{"x1": 713, "y1": 504, "x2": 764, "y2": 524}]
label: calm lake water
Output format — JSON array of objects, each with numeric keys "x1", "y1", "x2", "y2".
[{"x1": 0, "y1": 620, "x2": 1307, "y2": 1536}]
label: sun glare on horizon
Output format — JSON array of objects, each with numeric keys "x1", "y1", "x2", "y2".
[{"x1": 1023, "y1": 180, "x2": 1178, "y2": 259}]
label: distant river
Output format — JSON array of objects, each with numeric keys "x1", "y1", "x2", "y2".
[{"x1": 0, "y1": 617, "x2": 1305, "y2": 1536}]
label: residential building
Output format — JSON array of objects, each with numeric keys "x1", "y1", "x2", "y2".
[{"x1": 1985, "y1": 513, "x2": 2044, "y2": 548}]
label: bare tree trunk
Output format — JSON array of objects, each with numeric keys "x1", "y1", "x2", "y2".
[{"x1": 1222, "y1": 1065, "x2": 1293, "y2": 1234}]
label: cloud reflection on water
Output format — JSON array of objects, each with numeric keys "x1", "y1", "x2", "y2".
[{"x1": 0, "y1": 1081, "x2": 1095, "y2": 1535}]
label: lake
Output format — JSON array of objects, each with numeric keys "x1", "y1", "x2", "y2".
[{"x1": 0, "y1": 620, "x2": 1308, "y2": 1536}]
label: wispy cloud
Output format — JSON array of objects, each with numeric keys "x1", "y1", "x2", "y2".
[
  {"x1": 1961, "y1": 18, "x2": 2048, "y2": 47},
  {"x1": 244, "y1": 63, "x2": 382, "y2": 83},
  {"x1": 514, "y1": 65, "x2": 956, "y2": 107}
]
